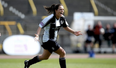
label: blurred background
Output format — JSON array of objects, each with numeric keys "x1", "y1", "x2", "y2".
[{"x1": 0, "y1": 0, "x2": 116, "y2": 55}]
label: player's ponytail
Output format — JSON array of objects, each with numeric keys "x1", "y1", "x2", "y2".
[{"x1": 44, "y1": 4, "x2": 62, "y2": 14}]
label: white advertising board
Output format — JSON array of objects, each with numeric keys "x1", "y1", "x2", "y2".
[
  {"x1": 3, "y1": 35, "x2": 41, "y2": 55},
  {"x1": 70, "y1": 12, "x2": 94, "y2": 48},
  {"x1": 72, "y1": 12, "x2": 94, "y2": 30}
]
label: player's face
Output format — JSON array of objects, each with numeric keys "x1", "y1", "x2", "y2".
[
  {"x1": 113, "y1": 23, "x2": 116, "y2": 28},
  {"x1": 55, "y1": 5, "x2": 64, "y2": 19}
]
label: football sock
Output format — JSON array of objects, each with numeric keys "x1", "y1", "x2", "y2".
[
  {"x1": 59, "y1": 58, "x2": 66, "y2": 68},
  {"x1": 28, "y1": 56, "x2": 41, "y2": 67}
]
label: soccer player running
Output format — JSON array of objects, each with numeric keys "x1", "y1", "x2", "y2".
[{"x1": 24, "y1": 4, "x2": 82, "y2": 68}]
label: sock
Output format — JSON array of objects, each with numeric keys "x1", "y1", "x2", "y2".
[
  {"x1": 28, "y1": 56, "x2": 41, "y2": 67},
  {"x1": 59, "y1": 58, "x2": 66, "y2": 68}
]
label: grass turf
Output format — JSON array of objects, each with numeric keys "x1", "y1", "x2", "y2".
[{"x1": 0, "y1": 58, "x2": 116, "y2": 68}]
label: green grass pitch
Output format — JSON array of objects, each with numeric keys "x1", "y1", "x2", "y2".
[{"x1": 0, "y1": 58, "x2": 116, "y2": 68}]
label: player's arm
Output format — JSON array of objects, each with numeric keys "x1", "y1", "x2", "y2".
[
  {"x1": 35, "y1": 27, "x2": 42, "y2": 41},
  {"x1": 63, "y1": 27, "x2": 82, "y2": 36}
]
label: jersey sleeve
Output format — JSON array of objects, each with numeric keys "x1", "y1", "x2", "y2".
[
  {"x1": 39, "y1": 14, "x2": 53, "y2": 28},
  {"x1": 39, "y1": 19, "x2": 47, "y2": 28},
  {"x1": 61, "y1": 17, "x2": 69, "y2": 27}
]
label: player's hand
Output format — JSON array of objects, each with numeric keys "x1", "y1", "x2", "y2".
[
  {"x1": 73, "y1": 31, "x2": 82, "y2": 36},
  {"x1": 34, "y1": 34, "x2": 39, "y2": 41}
]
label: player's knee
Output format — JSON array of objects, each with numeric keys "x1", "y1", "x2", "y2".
[
  {"x1": 63, "y1": 51, "x2": 66, "y2": 56},
  {"x1": 39, "y1": 56, "x2": 49, "y2": 60},
  {"x1": 43, "y1": 57, "x2": 49, "y2": 60},
  {"x1": 60, "y1": 51, "x2": 66, "y2": 57}
]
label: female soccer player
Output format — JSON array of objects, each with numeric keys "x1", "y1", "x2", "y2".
[{"x1": 24, "y1": 4, "x2": 82, "y2": 68}]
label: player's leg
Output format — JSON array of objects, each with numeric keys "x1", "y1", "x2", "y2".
[
  {"x1": 55, "y1": 47, "x2": 66, "y2": 68},
  {"x1": 84, "y1": 41, "x2": 89, "y2": 53},
  {"x1": 111, "y1": 39, "x2": 115, "y2": 53},
  {"x1": 112, "y1": 44, "x2": 115, "y2": 53},
  {"x1": 90, "y1": 42, "x2": 94, "y2": 50},
  {"x1": 98, "y1": 38, "x2": 102, "y2": 48},
  {"x1": 39, "y1": 49, "x2": 52, "y2": 60},
  {"x1": 93, "y1": 37, "x2": 97, "y2": 48},
  {"x1": 24, "y1": 49, "x2": 51, "y2": 68}
]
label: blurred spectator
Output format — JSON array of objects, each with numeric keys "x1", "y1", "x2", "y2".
[
  {"x1": 84, "y1": 25, "x2": 94, "y2": 53},
  {"x1": 93, "y1": 21, "x2": 104, "y2": 53},
  {"x1": 111, "y1": 23, "x2": 116, "y2": 53},
  {"x1": 0, "y1": 33, "x2": 1, "y2": 36},
  {"x1": 103, "y1": 24, "x2": 112, "y2": 47}
]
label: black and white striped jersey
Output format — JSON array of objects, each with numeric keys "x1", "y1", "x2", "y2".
[{"x1": 39, "y1": 14, "x2": 69, "y2": 42}]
